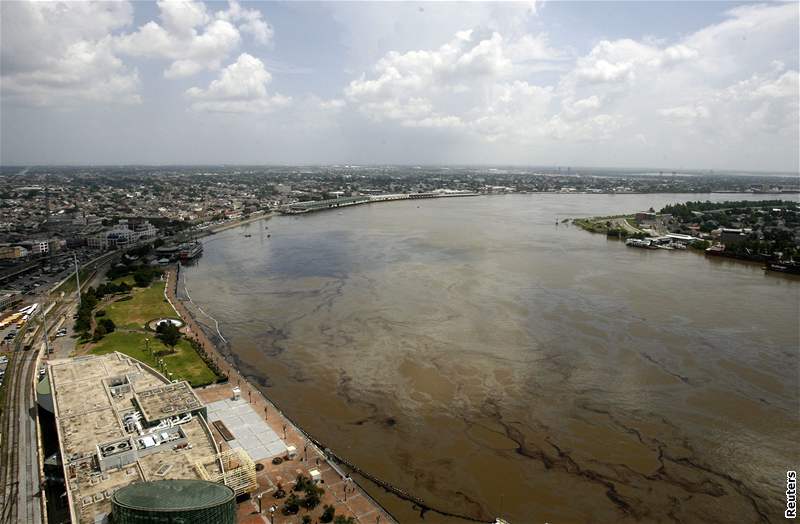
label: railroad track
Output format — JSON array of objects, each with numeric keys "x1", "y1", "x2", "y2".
[{"x1": 0, "y1": 323, "x2": 43, "y2": 524}]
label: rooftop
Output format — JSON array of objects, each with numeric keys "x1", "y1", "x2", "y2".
[
  {"x1": 48, "y1": 352, "x2": 222, "y2": 524},
  {"x1": 133, "y1": 381, "x2": 203, "y2": 425},
  {"x1": 111, "y1": 479, "x2": 234, "y2": 512}
]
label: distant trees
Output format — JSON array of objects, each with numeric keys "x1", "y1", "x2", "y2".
[{"x1": 660, "y1": 200, "x2": 796, "y2": 220}]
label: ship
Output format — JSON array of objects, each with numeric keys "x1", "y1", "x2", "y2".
[
  {"x1": 625, "y1": 238, "x2": 655, "y2": 249},
  {"x1": 765, "y1": 260, "x2": 800, "y2": 275},
  {"x1": 705, "y1": 244, "x2": 726, "y2": 256},
  {"x1": 178, "y1": 242, "x2": 203, "y2": 261}
]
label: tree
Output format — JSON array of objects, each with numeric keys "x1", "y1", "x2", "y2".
[
  {"x1": 281, "y1": 493, "x2": 300, "y2": 515},
  {"x1": 156, "y1": 322, "x2": 181, "y2": 352},
  {"x1": 301, "y1": 517, "x2": 312, "y2": 524},
  {"x1": 302, "y1": 483, "x2": 324, "y2": 510},
  {"x1": 320, "y1": 505, "x2": 335, "y2": 523},
  {"x1": 334, "y1": 516, "x2": 356, "y2": 524},
  {"x1": 133, "y1": 268, "x2": 154, "y2": 287},
  {"x1": 99, "y1": 318, "x2": 116, "y2": 333},
  {"x1": 92, "y1": 324, "x2": 107, "y2": 342}
]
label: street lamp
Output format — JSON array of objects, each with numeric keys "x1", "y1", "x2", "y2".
[
  {"x1": 257, "y1": 493, "x2": 262, "y2": 514},
  {"x1": 268, "y1": 505, "x2": 276, "y2": 524}
]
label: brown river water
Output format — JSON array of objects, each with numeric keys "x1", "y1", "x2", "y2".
[{"x1": 183, "y1": 193, "x2": 798, "y2": 524}]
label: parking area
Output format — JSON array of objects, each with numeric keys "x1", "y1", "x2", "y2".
[{"x1": 0, "y1": 247, "x2": 101, "y2": 297}]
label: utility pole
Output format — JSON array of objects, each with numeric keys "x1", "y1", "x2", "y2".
[{"x1": 73, "y1": 252, "x2": 81, "y2": 307}]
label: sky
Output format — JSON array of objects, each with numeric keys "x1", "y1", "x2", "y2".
[{"x1": 0, "y1": 0, "x2": 798, "y2": 171}]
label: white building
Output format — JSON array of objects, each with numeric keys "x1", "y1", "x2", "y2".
[{"x1": 87, "y1": 220, "x2": 158, "y2": 250}]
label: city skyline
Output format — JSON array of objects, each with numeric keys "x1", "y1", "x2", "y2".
[{"x1": 1, "y1": 1, "x2": 798, "y2": 171}]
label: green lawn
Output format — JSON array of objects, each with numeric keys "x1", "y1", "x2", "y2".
[
  {"x1": 105, "y1": 281, "x2": 176, "y2": 329},
  {"x1": 89, "y1": 331, "x2": 218, "y2": 387}
]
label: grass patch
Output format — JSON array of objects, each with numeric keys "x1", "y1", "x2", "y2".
[
  {"x1": 105, "y1": 281, "x2": 176, "y2": 329},
  {"x1": 88, "y1": 331, "x2": 218, "y2": 387},
  {"x1": 51, "y1": 267, "x2": 92, "y2": 296}
]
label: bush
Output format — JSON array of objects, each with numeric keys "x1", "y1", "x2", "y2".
[
  {"x1": 334, "y1": 516, "x2": 356, "y2": 524},
  {"x1": 301, "y1": 517, "x2": 312, "y2": 524},
  {"x1": 95, "y1": 310, "x2": 106, "y2": 317}
]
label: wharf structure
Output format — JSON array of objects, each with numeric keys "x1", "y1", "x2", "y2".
[
  {"x1": 281, "y1": 189, "x2": 479, "y2": 214},
  {"x1": 41, "y1": 352, "x2": 256, "y2": 524}
]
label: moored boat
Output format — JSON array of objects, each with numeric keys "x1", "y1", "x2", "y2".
[
  {"x1": 764, "y1": 260, "x2": 800, "y2": 274},
  {"x1": 178, "y1": 242, "x2": 203, "y2": 260}
]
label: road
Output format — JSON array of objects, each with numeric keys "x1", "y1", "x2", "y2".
[{"x1": 611, "y1": 217, "x2": 643, "y2": 234}]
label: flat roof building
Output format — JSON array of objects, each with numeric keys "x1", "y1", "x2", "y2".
[{"x1": 46, "y1": 352, "x2": 253, "y2": 524}]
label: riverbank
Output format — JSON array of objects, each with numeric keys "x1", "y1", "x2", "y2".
[
  {"x1": 202, "y1": 212, "x2": 273, "y2": 236},
  {"x1": 573, "y1": 214, "x2": 644, "y2": 236},
  {"x1": 166, "y1": 266, "x2": 399, "y2": 524}
]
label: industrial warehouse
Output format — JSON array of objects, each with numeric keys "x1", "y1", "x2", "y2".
[{"x1": 41, "y1": 352, "x2": 255, "y2": 524}]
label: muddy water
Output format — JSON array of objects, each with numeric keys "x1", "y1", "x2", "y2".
[{"x1": 184, "y1": 194, "x2": 798, "y2": 524}]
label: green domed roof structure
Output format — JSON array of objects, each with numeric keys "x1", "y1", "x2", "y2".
[{"x1": 111, "y1": 479, "x2": 235, "y2": 523}]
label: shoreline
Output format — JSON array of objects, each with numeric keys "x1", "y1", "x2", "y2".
[
  {"x1": 165, "y1": 266, "x2": 402, "y2": 524},
  {"x1": 197, "y1": 211, "x2": 274, "y2": 238}
]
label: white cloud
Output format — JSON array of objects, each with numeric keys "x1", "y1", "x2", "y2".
[
  {"x1": 342, "y1": 1, "x2": 797, "y2": 165},
  {"x1": 0, "y1": 1, "x2": 140, "y2": 106},
  {"x1": 114, "y1": 0, "x2": 272, "y2": 78},
  {"x1": 186, "y1": 53, "x2": 290, "y2": 113},
  {"x1": 318, "y1": 99, "x2": 346, "y2": 111},
  {"x1": 658, "y1": 104, "x2": 711, "y2": 121},
  {"x1": 217, "y1": 0, "x2": 273, "y2": 45},
  {"x1": 345, "y1": 29, "x2": 560, "y2": 134}
]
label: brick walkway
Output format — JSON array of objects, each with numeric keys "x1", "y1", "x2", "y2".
[{"x1": 165, "y1": 268, "x2": 396, "y2": 524}]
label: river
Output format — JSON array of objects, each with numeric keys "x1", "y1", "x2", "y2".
[{"x1": 184, "y1": 193, "x2": 798, "y2": 524}]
